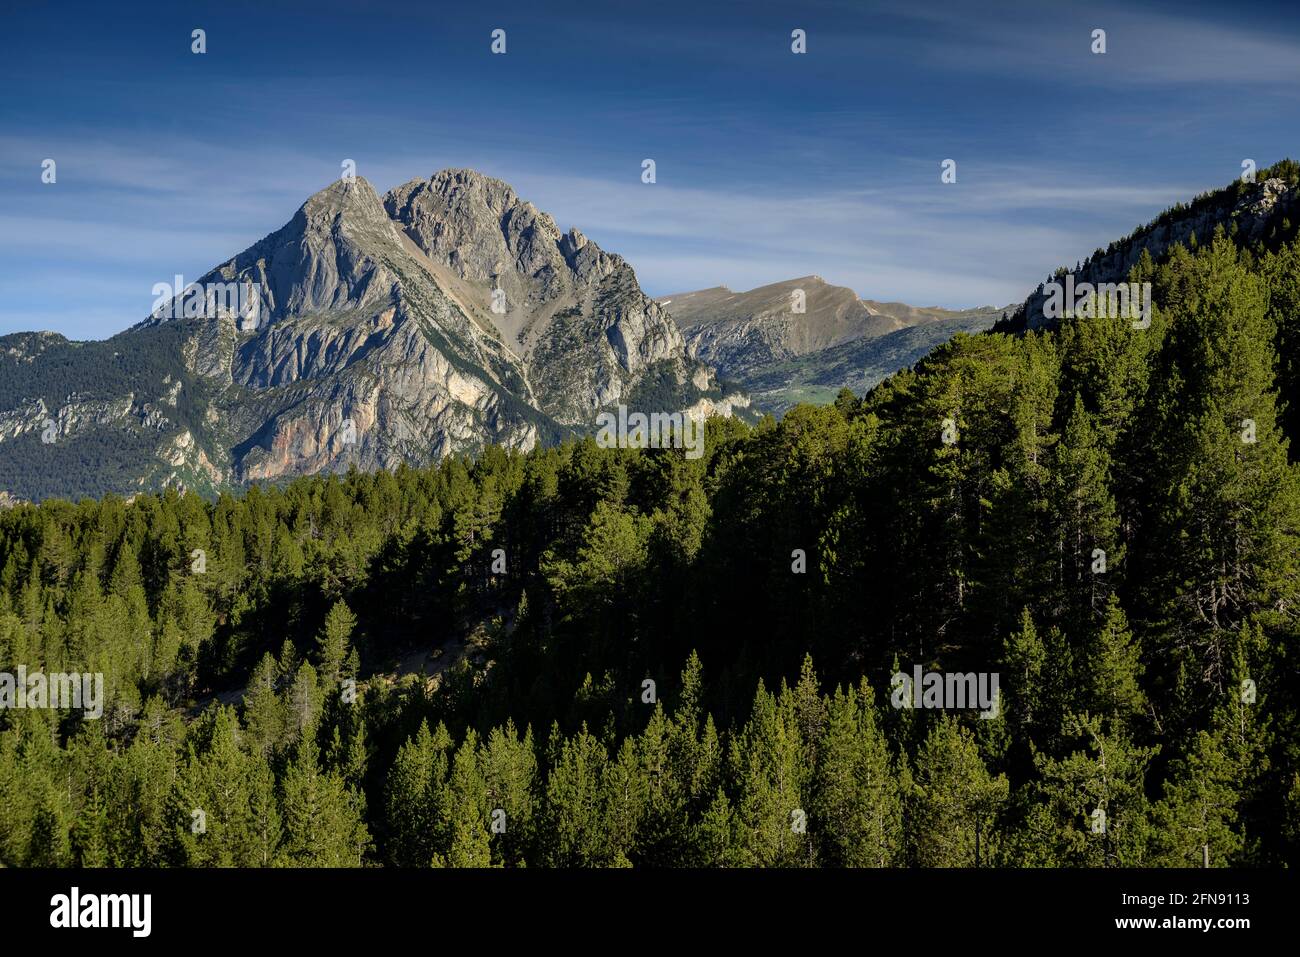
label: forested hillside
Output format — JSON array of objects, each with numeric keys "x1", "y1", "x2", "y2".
[
  {"x1": 1001, "y1": 159, "x2": 1300, "y2": 333},
  {"x1": 1, "y1": 225, "x2": 1299, "y2": 867}
]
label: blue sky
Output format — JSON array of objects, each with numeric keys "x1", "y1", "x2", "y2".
[{"x1": 2, "y1": 0, "x2": 1299, "y2": 339}]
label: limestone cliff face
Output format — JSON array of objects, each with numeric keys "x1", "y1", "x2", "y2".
[
  {"x1": 154, "y1": 176, "x2": 550, "y2": 484},
  {"x1": 0, "y1": 170, "x2": 735, "y2": 501},
  {"x1": 385, "y1": 169, "x2": 710, "y2": 424}
]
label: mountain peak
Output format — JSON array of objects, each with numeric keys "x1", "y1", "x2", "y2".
[
  {"x1": 384, "y1": 167, "x2": 621, "y2": 300},
  {"x1": 296, "y1": 176, "x2": 394, "y2": 238},
  {"x1": 302, "y1": 174, "x2": 381, "y2": 209},
  {"x1": 381, "y1": 168, "x2": 707, "y2": 422},
  {"x1": 663, "y1": 275, "x2": 963, "y2": 381},
  {"x1": 428, "y1": 167, "x2": 518, "y2": 193},
  {"x1": 388, "y1": 168, "x2": 538, "y2": 226},
  {"x1": 3, "y1": 166, "x2": 735, "y2": 500}
]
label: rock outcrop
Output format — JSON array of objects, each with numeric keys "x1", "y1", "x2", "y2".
[{"x1": 386, "y1": 170, "x2": 708, "y2": 424}]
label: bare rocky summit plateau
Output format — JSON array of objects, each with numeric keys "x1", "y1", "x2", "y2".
[{"x1": 662, "y1": 276, "x2": 1010, "y2": 411}]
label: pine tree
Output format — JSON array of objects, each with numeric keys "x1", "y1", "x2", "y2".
[
  {"x1": 1082, "y1": 596, "x2": 1145, "y2": 735},
  {"x1": 277, "y1": 737, "x2": 368, "y2": 866},
  {"x1": 385, "y1": 721, "x2": 437, "y2": 867},
  {"x1": 172, "y1": 706, "x2": 256, "y2": 866},
  {"x1": 907, "y1": 715, "x2": 1008, "y2": 866},
  {"x1": 601, "y1": 737, "x2": 647, "y2": 865},
  {"x1": 1138, "y1": 232, "x2": 1300, "y2": 728},
  {"x1": 284, "y1": 661, "x2": 322, "y2": 745},
  {"x1": 481, "y1": 721, "x2": 536, "y2": 866},
  {"x1": 812, "y1": 680, "x2": 902, "y2": 866},
  {"x1": 1050, "y1": 395, "x2": 1121, "y2": 628},
  {"x1": 1002, "y1": 609, "x2": 1047, "y2": 747},
  {"x1": 635, "y1": 704, "x2": 687, "y2": 865},
  {"x1": 243, "y1": 652, "x2": 284, "y2": 760},
  {"x1": 315, "y1": 600, "x2": 356, "y2": 688},
  {"x1": 731, "y1": 681, "x2": 810, "y2": 867},
  {"x1": 542, "y1": 723, "x2": 609, "y2": 867},
  {"x1": 695, "y1": 787, "x2": 738, "y2": 867},
  {"x1": 246, "y1": 750, "x2": 281, "y2": 866},
  {"x1": 1152, "y1": 629, "x2": 1269, "y2": 866},
  {"x1": 1015, "y1": 714, "x2": 1155, "y2": 867},
  {"x1": 109, "y1": 698, "x2": 180, "y2": 866},
  {"x1": 435, "y1": 730, "x2": 492, "y2": 867}
]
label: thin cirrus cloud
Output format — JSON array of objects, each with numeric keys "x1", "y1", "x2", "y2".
[
  {"x1": 1, "y1": 137, "x2": 1206, "y2": 338},
  {"x1": 473, "y1": 165, "x2": 1196, "y2": 303},
  {"x1": 882, "y1": 0, "x2": 1300, "y2": 88}
]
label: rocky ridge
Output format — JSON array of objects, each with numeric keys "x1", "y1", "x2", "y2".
[
  {"x1": 662, "y1": 275, "x2": 1010, "y2": 410},
  {"x1": 1010, "y1": 170, "x2": 1299, "y2": 332}
]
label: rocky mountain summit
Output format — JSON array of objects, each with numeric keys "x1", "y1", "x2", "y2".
[
  {"x1": 385, "y1": 170, "x2": 709, "y2": 424},
  {"x1": 0, "y1": 170, "x2": 738, "y2": 502},
  {"x1": 663, "y1": 276, "x2": 902, "y2": 380}
]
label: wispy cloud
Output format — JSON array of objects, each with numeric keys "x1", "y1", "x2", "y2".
[
  {"x1": 879, "y1": 0, "x2": 1300, "y2": 88},
  {"x1": 497, "y1": 164, "x2": 1200, "y2": 305},
  {"x1": 0, "y1": 133, "x2": 1221, "y2": 337}
]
